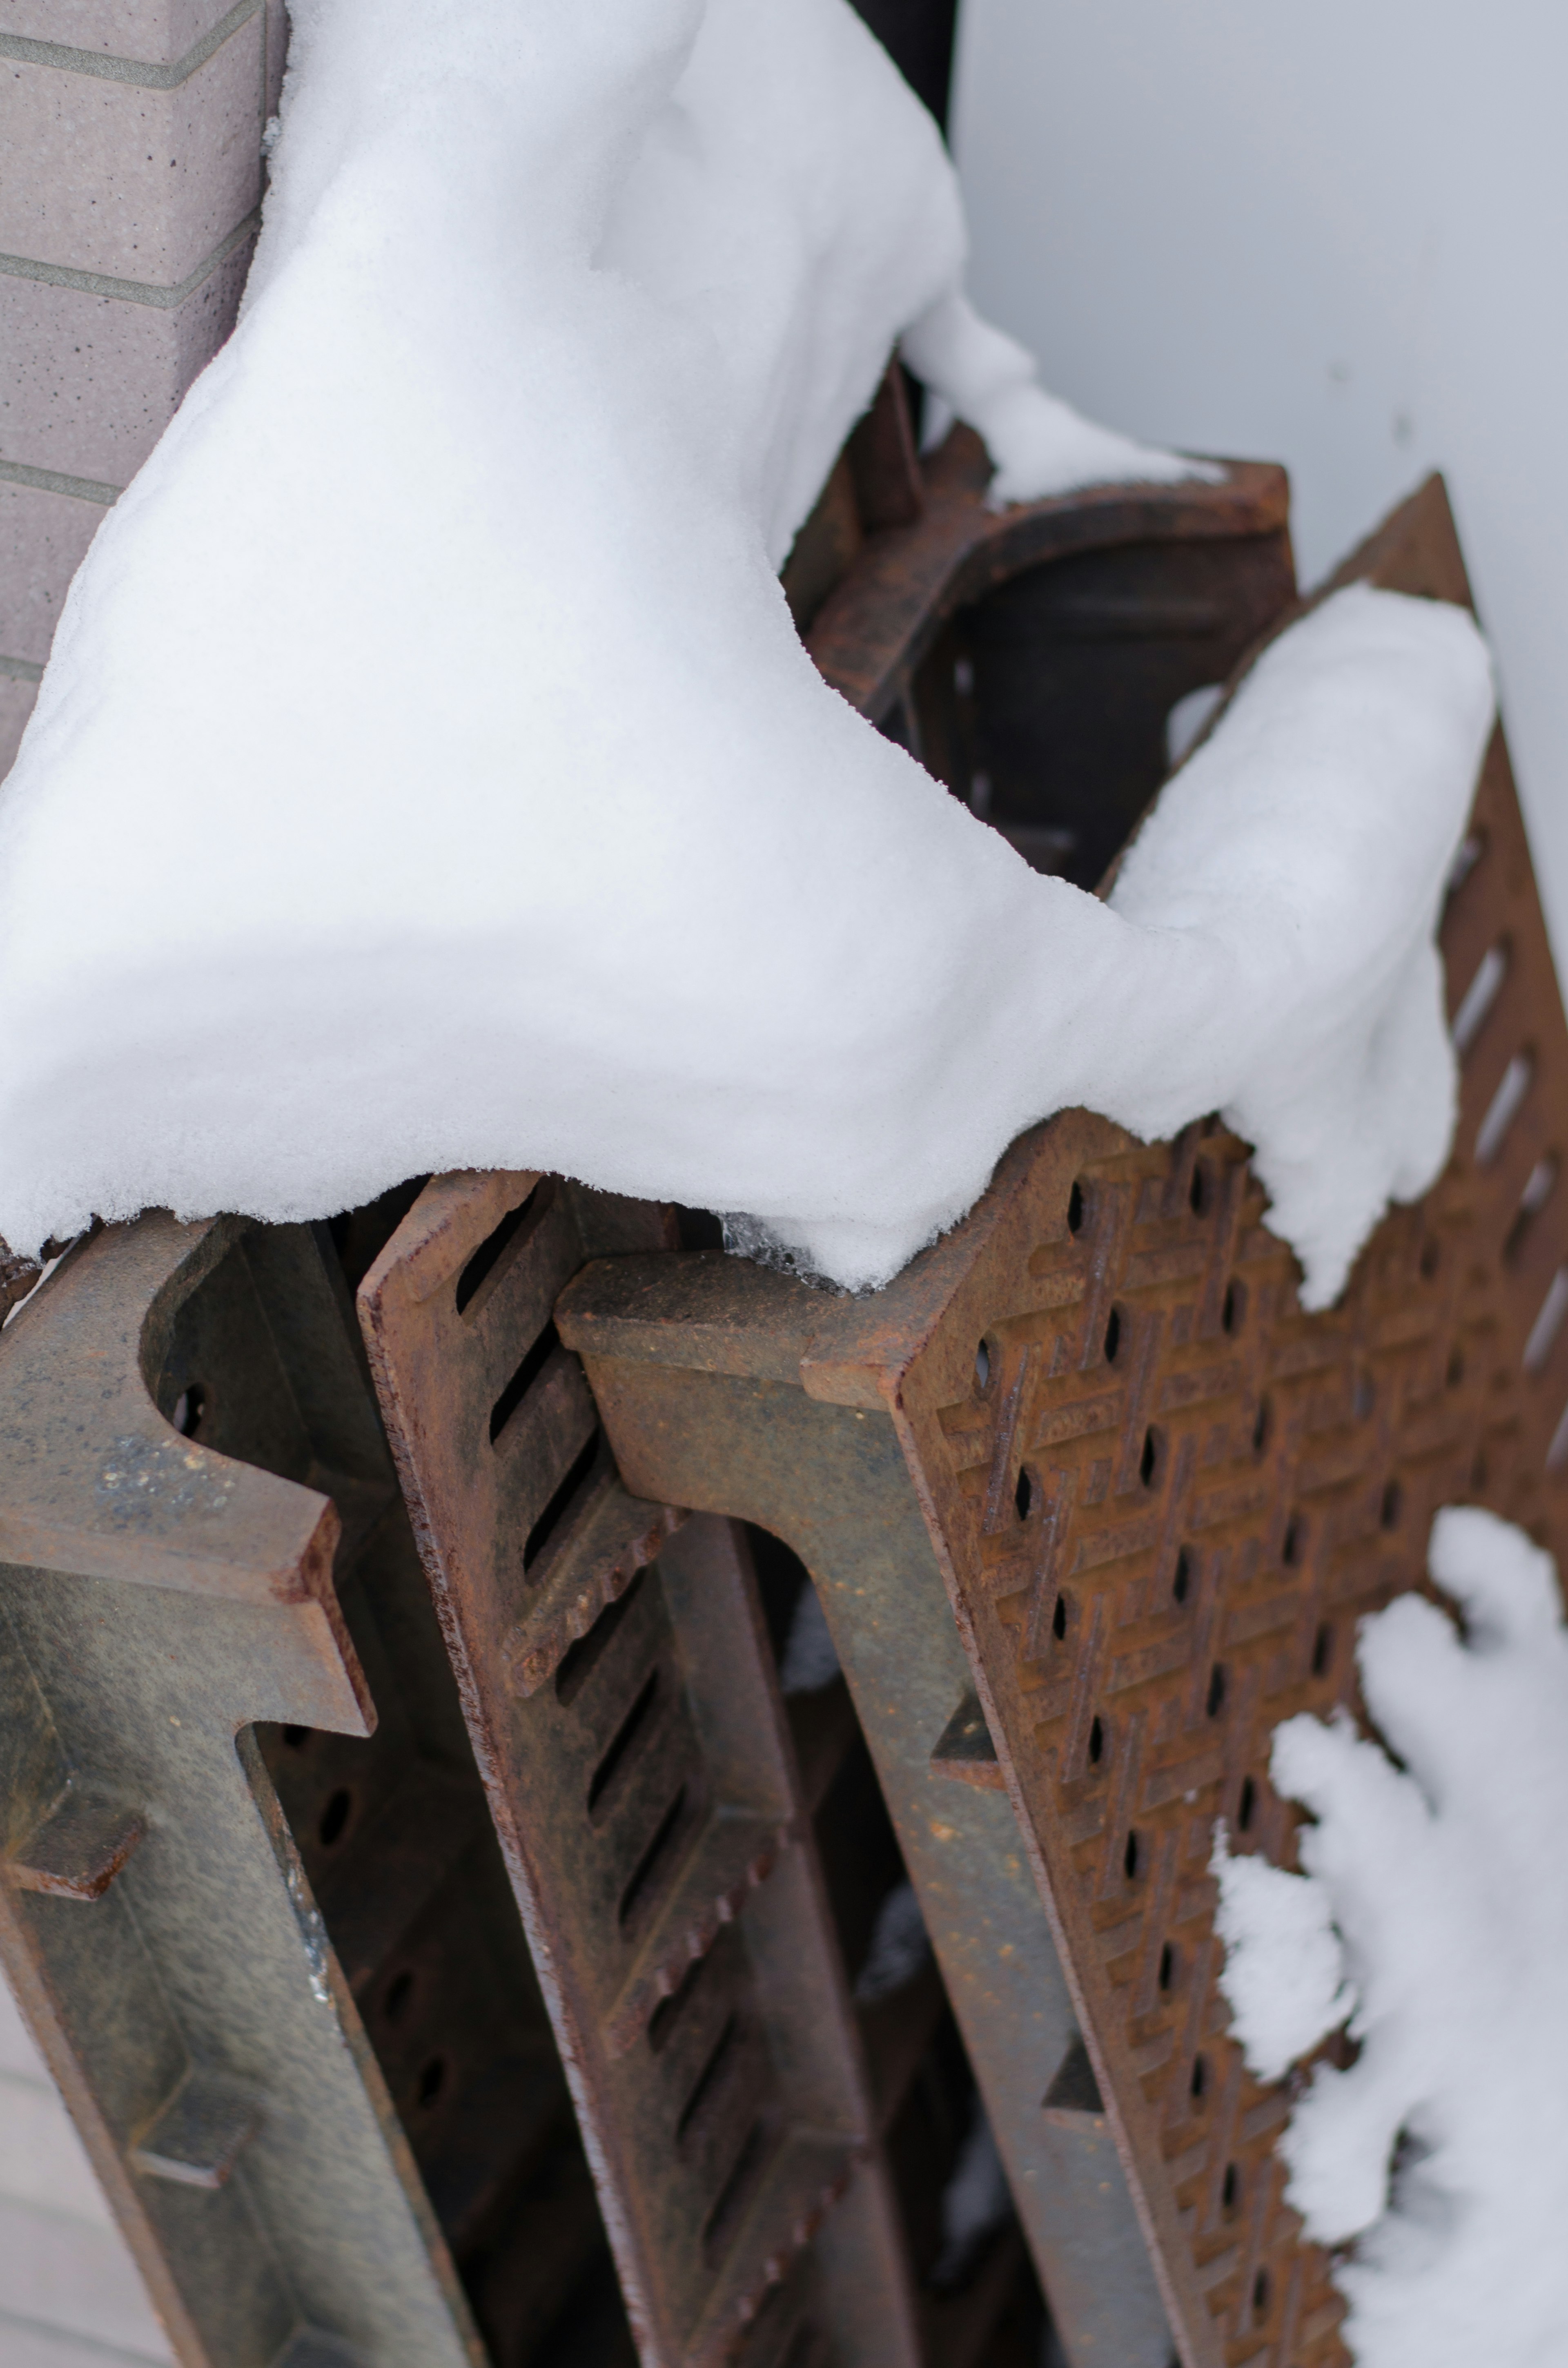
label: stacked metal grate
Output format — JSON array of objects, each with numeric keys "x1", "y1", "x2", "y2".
[{"x1": 3, "y1": 413, "x2": 1550, "y2": 2368}]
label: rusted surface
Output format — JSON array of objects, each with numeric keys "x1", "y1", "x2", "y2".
[
  {"x1": 359, "y1": 1173, "x2": 940, "y2": 2368},
  {"x1": 808, "y1": 428, "x2": 1289, "y2": 725},
  {"x1": 555, "y1": 475, "x2": 1564, "y2": 2368},
  {"x1": 0, "y1": 1208, "x2": 635, "y2": 2368},
  {"x1": 0, "y1": 372, "x2": 1289, "y2": 2366},
  {"x1": 555, "y1": 1255, "x2": 1176, "y2": 2368},
  {"x1": 786, "y1": 393, "x2": 1294, "y2": 890},
  {"x1": 927, "y1": 1691, "x2": 1003, "y2": 1793},
  {"x1": 0, "y1": 1214, "x2": 474, "y2": 2367},
  {"x1": 0, "y1": 1233, "x2": 42, "y2": 1318}
]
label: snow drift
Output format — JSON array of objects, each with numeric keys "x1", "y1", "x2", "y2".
[
  {"x1": 0, "y1": 0, "x2": 1494, "y2": 1299},
  {"x1": 1214, "y1": 1508, "x2": 1568, "y2": 2368}
]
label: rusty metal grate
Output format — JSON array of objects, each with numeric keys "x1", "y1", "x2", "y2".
[
  {"x1": 343, "y1": 402, "x2": 1310, "y2": 2368},
  {"x1": 0, "y1": 395, "x2": 1298, "y2": 2368},
  {"x1": 357, "y1": 1172, "x2": 977, "y2": 2368},
  {"x1": 554, "y1": 474, "x2": 1568, "y2": 2368},
  {"x1": 0, "y1": 1207, "x2": 635, "y2": 2368},
  {"x1": 792, "y1": 370, "x2": 1294, "y2": 894},
  {"x1": 0, "y1": 386, "x2": 1459, "y2": 2368},
  {"x1": 869, "y1": 478, "x2": 1568, "y2": 2368}
]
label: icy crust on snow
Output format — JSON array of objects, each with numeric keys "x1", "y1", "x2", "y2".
[
  {"x1": 1214, "y1": 1508, "x2": 1568, "y2": 2368},
  {"x1": 0, "y1": 0, "x2": 1494, "y2": 1293}
]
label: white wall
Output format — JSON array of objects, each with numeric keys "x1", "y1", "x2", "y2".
[
  {"x1": 952, "y1": 0, "x2": 1568, "y2": 961},
  {"x1": 0, "y1": 1978, "x2": 173, "y2": 2366}
]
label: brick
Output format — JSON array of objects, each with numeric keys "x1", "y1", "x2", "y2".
[
  {"x1": 0, "y1": 16, "x2": 264, "y2": 287},
  {"x1": 0, "y1": 231, "x2": 252, "y2": 482},
  {"x1": 0, "y1": 479, "x2": 107, "y2": 663}
]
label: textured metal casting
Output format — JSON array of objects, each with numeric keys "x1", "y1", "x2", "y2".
[
  {"x1": 554, "y1": 476, "x2": 1564, "y2": 2368},
  {"x1": 359, "y1": 1174, "x2": 944, "y2": 2368},
  {"x1": 552, "y1": 1236, "x2": 1179, "y2": 2368},
  {"x1": 0, "y1": 390, "x2": 1365, "y2": 2368},
  {"x1": 0, "y1": 1209, "x2": 633, "y2": 2368},
  {"x1": 790, "y1": 375, "x2": 1294, "y2": 891}
]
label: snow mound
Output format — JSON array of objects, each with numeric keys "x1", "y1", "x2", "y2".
[
  {"x1": 1212, "y1": 1829, "x2": 1354, "y2": 2085},
  {"x1": 0, "y1": 0, "x2": 1494, "y2": 1298},
  {"x1": 1214, "y1": 1507, "x2": 1568, "y2": 2368}
]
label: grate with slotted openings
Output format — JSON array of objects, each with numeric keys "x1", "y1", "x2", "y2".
[{"x1": 884, "y1": 474, "x2": 1568, "y2": 2368}]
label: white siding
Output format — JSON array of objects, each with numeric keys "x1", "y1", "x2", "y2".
[
  {"x1": 953, "y1": 0, "x2": 1568, "y2": 967},
  {"x1": 0, "y1": 1976, "x2": 174, "y2": 2366}
]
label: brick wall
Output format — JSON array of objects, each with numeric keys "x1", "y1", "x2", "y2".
[
  {"x1": 0, "y1": 0, "x2": 285, "y2": 776},
  {"x1": 0, "y1": 20, "x2": 283, "y2": 2350}
]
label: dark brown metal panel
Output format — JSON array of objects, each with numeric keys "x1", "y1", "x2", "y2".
[
  {"x1": 562, "y1": 477, "x2": 1564, "y2": 2368},
  {"x1": 782, "y1": 407, "x2": 1296, "y2": 896},
  {"x1": 805, "y1": 430, "x2": 1290, "y2": 736},
  {"x1": 358, "y1": 1176, "x2": 924, "y2": 2368}
]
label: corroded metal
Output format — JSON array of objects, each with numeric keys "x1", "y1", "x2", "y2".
[
  {"x1": 358, "y1": 1173, "x2": 933, "y2": 2368},
  {"x1": 554, "y1": 475, "x2": 1564, "y2": 2368},
  {"x1": 797, "y1": 394, "x2": 1294, "y2": 892},
  {"x1": 331, "y1": 408, "x2": 1300, "y2": 2368},
  {"x1": 552, "y1": 1231, "x2": 1176, "y2": 2368},
  {"x1": 0, "y1": 1210, "x2": 630, "y2": 2368},
  {"x1": 345, "y1": 395, "x2": 1291, "y2": 2367},
  {"x1": 810, "y1": 402, "x2": 1288, "y2": 890}
]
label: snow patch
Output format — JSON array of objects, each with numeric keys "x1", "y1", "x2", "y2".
[
  {"x1": 1212, "y1": 1828, "x2": 1353, "y2": 2085},
  {"x1": 0, "y1": 1, "x2": 1494, "y2": 1302},
  {"x1": 853, "y1": 1877, "x2": 931, "y2": 2005},
  {"x1": 1214, "y1": 1507, "x2": 1568, "y2": 2367}
]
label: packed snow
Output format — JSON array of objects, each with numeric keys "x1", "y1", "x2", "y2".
[
  {"x1": 1214, "y1": 1508, "x2": 1568, "y2": 2368},
  {"x1": 0, "y1": 0, "x2": 1494, "y2": 1300}
]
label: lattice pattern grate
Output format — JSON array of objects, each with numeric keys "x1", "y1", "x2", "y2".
[{"x1": 893, "y1": 477, "x2": 1568, "y2": 2367}]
